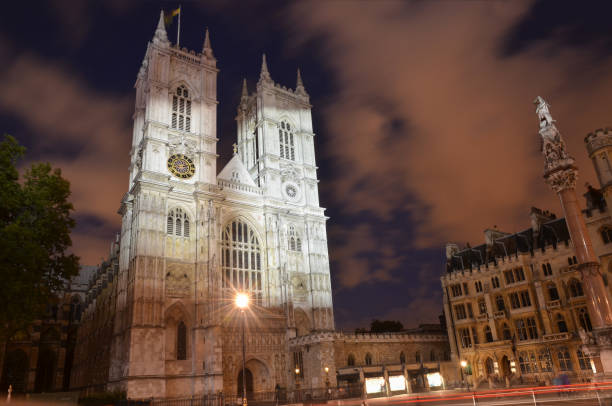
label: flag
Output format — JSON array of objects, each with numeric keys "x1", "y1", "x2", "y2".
[{"x1": 164, "y1": 7, "x2": 180, "y2": 26}]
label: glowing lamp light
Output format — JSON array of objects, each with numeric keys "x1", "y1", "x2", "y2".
[
  {"x1": 324, "y1": 367, "x2": 329, "y2": 373},
  {"x1": 295, "y1": 368, "x2": 300, "y2": 375},
  {"x1": 460, "y1": 360, "x2": 467, "y2": 368},
  {"x1": 235, "y1": 293, "x2": 249, "y2": 309}
]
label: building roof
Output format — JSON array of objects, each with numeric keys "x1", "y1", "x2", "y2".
[{"x1": 446, "y1": 216, "x2": 571, "y2": 273}]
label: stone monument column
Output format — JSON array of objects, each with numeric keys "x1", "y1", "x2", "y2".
[{"x1": 534, "y1": 96, "x2": 612, "y2": 373}]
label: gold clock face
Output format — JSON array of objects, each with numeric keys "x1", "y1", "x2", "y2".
[{"x1": 167, "y1": 154, "x2": 195, "y2": 179}]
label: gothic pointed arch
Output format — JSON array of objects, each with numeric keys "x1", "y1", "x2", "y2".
[
  {"x1": 164, "y1": 301, "x2": 192, "y2": 361},
  {"x1": 221, "y1": 217, "x2": 264, "y2": 304},
  {"x1": 294, "y1": 307, "x2": 312, "y2": 336}
]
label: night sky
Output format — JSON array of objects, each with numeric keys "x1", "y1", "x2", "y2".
[{"x1": 2, "y1": 1, "x2": 612, "y2": 330}]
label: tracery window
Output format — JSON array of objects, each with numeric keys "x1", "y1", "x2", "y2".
[
  {"x1": 539, "y1": 351, "x2": 553, "y2": 372},
  {"x1": 578, "y1": 307, "x2": 593, "y2": 331},
  {"x1": 278, "y1": 120, "x2": 295, "y2": 160},
  {"x1": 459, "y1": 328, "x2": 472, "y2": 348},
  {"x1": 601, "y1": 227, "x2": 612, "y2": 244},
  {"x1": 577, "y1": 350, "x2": 591, "y2": 371},
  {"x1": 484, "y1": 326, "x2": 493, "y2": 343},
  {"x1": 491, "y1": 276, "x2": 500, "y2": 289},
  {"x1": 172, "y1": 85, "x2": 191, "y2": 132},
  {"x1": 569, "y1": 278, "x2": 584, "y2": 298},
  {"x1": 474, "y1": 280, "x2": 483, "y2": 293},
  {"x1": 518, "y1": 351, "x2": 537, "y2": 374},
  {"x1": 557, "y1": 348, "x2": 572, "y2": 371},
  {"x1": 167, "y1": 208, "x2": 190, "y2": 238},
  {"x1": 547, "y1": 282, "x2": 559, "y2": 301},
  {"x1": 221, "y1": 219, "x2": 263, "y2": 304},
  {"x1": 496, "y1": 295, "x2": 505, "y2": 312},
  {"x1": 177, "y1": 321, "x2": 187, "y2": 360},
  {"x1": 288, "y1": 225, "x2": 302, "y2": 252},
  {"x1": 542, "y1": 263, "x2": 553, "y2": 276},
  {"x1": 556, "y1": 314, "x2": 568, "y2": 333}
]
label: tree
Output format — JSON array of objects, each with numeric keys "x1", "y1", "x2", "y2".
[
  {"x1": 0, "y1": 135, "x2": 79, "y2": 341},
  {"x1": 370, "y1": 319, "x2": 404, "y2": 333}
]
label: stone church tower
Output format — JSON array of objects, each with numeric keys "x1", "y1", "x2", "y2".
[{"x1": 107, "y1": 13, "x2": 334, "y2": 399}]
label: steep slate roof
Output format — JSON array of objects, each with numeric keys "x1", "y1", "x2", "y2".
[{"x1": 446, "y1": 217, "x2": 571, "y2": 273}]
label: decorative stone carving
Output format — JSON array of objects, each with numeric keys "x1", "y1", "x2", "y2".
[
  {"x1": 169, "y1": 134, "x2": 196, "y2": 156},
  {"x1": 534, "y1": 96, "x2": 577, "y2": 193},
  {"x1": 166, "y1": 263, "x2": 192, "y2": 297}
]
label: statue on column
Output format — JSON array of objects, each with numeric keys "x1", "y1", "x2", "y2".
[{"x1": 534, "y1": 96, "x2": 576, "y2": 192}]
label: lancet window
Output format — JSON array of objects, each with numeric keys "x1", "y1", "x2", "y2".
[
  {"x1": 221, "y1": 219, "x2": 263, "y2": 304},
  {"x1": 172, "y1": 85, "x2": 191, "y2": 132},
  {"x1": 167, "y1": 208, "x2": 190, "y2": 238},
  {"x1": 177, "y1": 321, "x2": 187, "y2": 360},
  {"x1": 288, "y1": 225, "x2": 302, "y2": 252},
  {"x1": 278, "y1": 120, "x2": 295, "y2": 160}
]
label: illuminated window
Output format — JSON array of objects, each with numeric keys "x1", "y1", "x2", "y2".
[
  {"x1": 279, "y1": 120, "x2": 295, "y2": 160},
  {"x1": 172, "y1": 85, "x2": 191, "y2": 132},
  {"x1": 167, "y1": 208, "x2": 190, "y2": 237},
  {"x1": 221, "y1": 219, "x2": 263, "y2": 304},
  {"x1": 539, "y1": 351, "x2": 553, "y2": 372}
]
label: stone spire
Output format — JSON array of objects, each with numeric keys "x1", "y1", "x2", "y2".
[
  {"x1": 259, "y1": 53, "x2": 272, "y2": 84},
  {"x1": 202, "y1": 28, "x2": 214, "y2": 58},
  {"x1": 534, "y1": 96, "x2": 576, "y2": 193},
  {"x1": 241, "y1": 78, "x2": 248, "y2": 99},
  {"x1": 295, "y1": 68, "x2": 307, "y2": 95},
  {"x1": 153, "y1": 10, "x2": 170, "y2": 46}
]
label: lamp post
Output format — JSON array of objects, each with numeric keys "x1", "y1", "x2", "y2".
[
  {"x1": 324, "y1": 366, "x2": 330, "y2": 399},
  {"x1": 295, "y1": 367, "x2": 301, "y2": 401},
  {"x1": 460, "y1": 360, "x2": 467, "y2": 390},
  {"x1": 236, "y1": 293, "x2": 249, "y2": 406}
]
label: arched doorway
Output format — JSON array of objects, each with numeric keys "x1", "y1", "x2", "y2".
[
  {"x1": 500, "y1": 355, "x2": 511, "y2": 378},
  {"x1": 237, "y1": 368, "x2": 254, "y2": 398},
  {"x1": 1, "y1": 349, "x2": 29, "y2": 393},
  {"x1": 34, "y1": 348, "x2": 56, "y2": 392}
]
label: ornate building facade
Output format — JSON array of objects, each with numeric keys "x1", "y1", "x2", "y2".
[
  {"x1": 442, "y1": 124, "x2": 612, "y2": 387},
  {"x1": 71, "y1": 13, "x2": 335, "y2": 399}
]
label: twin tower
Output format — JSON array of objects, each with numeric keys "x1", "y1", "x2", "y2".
[{"x1": 107, "y1": 12, "x2": 334, "y2": 398}]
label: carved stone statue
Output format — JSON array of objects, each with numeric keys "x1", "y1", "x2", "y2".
[{"x1": 534, "y1": 96, "x2": 555, "y2": 129}]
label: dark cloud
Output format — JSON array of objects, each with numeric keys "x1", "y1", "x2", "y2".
[{"x1": 501, "y1": 0, "x2": 612, "y2": 58}]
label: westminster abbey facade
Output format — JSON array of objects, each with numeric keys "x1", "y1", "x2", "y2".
[{"x1": 69, "y1": 13, "x2": 335, "y2": 399}]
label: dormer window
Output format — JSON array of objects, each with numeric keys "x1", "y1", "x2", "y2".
[
  {"x1": 172, "y1": 85, "x2": 191, "y2": 132},
  {"x1": 279, "y1": 120, "x2": 295, "y2": 161}
]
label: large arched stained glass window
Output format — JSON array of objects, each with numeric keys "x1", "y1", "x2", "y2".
[{"x1": 221, "y1": 219, "x2": 263, "y2": 303}]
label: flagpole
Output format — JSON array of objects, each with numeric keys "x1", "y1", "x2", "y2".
[{"x1": 177, "y1": 5, "x2": 181, "y2": 47}]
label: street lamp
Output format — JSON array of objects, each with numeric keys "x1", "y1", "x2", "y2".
[
  {"x1": 324, "y1": 366, "x2": 330, "y2": 398},
  {"x1": 236, "y1": 293, "x2": 249, "y2": 406},
  {"x1": 460, "y1": 360, "x2": 468, "y2": 390}
]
